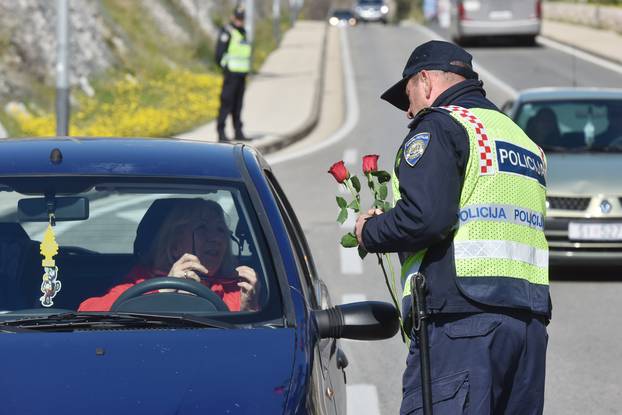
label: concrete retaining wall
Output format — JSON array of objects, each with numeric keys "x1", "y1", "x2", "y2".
[{"x1": 543, "y1": 2, "x2": 622, "y2": 33}]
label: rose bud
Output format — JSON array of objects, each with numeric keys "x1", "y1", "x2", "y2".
[
  {"x1": 328, "y1": 160, "x2": 350, "y2": 183},
  {"x1": 362, "y1": 154, "x2": 379, "y2": 174}
]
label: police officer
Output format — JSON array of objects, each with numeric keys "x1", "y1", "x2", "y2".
[
  {"x1": 215, "y1": 6, "x2": 251, "y2": 142},
  {"x1": 355, "y1": 41, "x2": 551, "y2": 414}
]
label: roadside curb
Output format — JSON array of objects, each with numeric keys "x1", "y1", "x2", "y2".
[
  {"x1": 251, "y1": 22, "x2": 329, "y2": 155},
  {"x1": 538, "y1": 31, "x2": 622, "y2": 67}
]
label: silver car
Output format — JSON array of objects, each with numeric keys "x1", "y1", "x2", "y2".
[
  {"x1": 449, "y1": 0, "x2": 541, "y2": 45},
  {"x1": 503, "y1": 88, "x2": 622, "y2": 265},
  {"x1": 353, "y1": 0, "x2": 389, "y2": 24}
]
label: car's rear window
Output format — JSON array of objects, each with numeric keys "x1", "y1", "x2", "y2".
[
  {"x1": 0, "y1": 178, "x2": 281, "y2": 323},
  {"x1": 515, "y1": 99, "x2": 622, "y2": 152}
]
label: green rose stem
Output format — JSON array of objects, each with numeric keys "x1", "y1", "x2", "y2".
[
  {"x1": 376, "y1": 252, "x2": 406, "y2": 343},
  {"x1": 344, "y1": 178, "x2": 360, "y2": 212}
]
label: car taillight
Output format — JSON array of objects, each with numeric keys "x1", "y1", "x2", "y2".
[
  {"x1": 536, "y1": 0, "x2": 542, "y2": 19},
  {"x1": 458, "y1": 1, "x2": 467, "y2": 20}
]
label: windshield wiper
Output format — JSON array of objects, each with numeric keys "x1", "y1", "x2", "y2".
[{"x1": 0, "y1": 312, "x2": 236, "y2": 331}]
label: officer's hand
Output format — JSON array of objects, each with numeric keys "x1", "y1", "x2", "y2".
[
  {"x1": 367, "y1": 208, "x2": 383, "y2": 216},
  {"x1": 355, "y1": 214, "x2": 372, "y2": 247}
]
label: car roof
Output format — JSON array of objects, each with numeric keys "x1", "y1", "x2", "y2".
[
  {"x1": 516, "y1": 87, "x2": 622, "y2": 103},
  {"x1": 0, "y1": 137, "x2": 251, "y2": 179}
]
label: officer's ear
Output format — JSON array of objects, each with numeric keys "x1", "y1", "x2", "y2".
[{"x1": 419, "y1": 70, "x2": 433, "y2": 100}]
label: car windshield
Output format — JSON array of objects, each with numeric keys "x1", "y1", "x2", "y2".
[
  {"x1": 515, "y1": 99, "x2": 622, "y2": 152},
  {"x1": 0, "y1": 177, "x2": 281, "y2": 326},
  {"x1": 333, "y1": 10, "x2": 353, "y2": 19}
]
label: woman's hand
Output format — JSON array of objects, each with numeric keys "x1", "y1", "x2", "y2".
[
  {"x1": 237, "y1": 266, "x2": 259, "y2": 311},
  {"x1": 162, "y1": 253, "x2": 208, "y2": 292}
]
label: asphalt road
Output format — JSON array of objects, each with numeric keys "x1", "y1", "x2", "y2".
[{"x1": 270, "y1": 23, "x2": 622, "y2": 414}]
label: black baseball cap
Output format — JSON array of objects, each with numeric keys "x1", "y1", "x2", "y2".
[
  {"x1": 381, "y1": 40, "x2": 478, "y2": 111},
  {"x1": 233, "y1": 5, "x2": 245, "y2": 20}
]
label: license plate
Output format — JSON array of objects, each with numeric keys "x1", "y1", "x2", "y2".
[
  {"x1": 489, "y1": 10, "x2": 513, "y2": 20},
  {"x1": 568, "y1": 222, "x2": 622, "y2": 241}
]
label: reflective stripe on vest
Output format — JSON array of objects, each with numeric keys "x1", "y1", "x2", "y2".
[
  {"x1": 441, "y1": 105, "x2": 549, "y2": 314},
  {"x1": 221, "y1": 27, "x2": 251, "y2": 73}
]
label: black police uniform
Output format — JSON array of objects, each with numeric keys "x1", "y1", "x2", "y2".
[
  {"x1": 215, "y1": 23, "x2": 248, "y2": 141},
  {"x1": 362, "y1": 42, "x2": 549, "y2": 415}
]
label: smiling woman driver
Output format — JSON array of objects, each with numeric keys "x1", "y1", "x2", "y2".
[{"x1": 78, "y1": 199, "x2": 259, "y2": 312}]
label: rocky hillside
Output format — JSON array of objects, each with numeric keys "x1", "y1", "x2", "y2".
[{"x1": 0, "y1": 0, "x2": 292, "y2": 136}]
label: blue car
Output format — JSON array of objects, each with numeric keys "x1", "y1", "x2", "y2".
[{"x1": 0, "y1": 138, "x2": 399, "y2": 414}]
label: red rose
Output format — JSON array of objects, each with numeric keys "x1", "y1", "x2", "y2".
[
  {"x1": 328, "y1": 161, "x2": 350, "y2": 183},
  {"x1": 362, "y1": 154, "x2": 379, "y2": 174}
]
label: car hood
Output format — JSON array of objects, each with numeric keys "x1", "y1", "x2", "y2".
[
  {"x1": 0, "y1": 327, "x2": 296, "y2": 414},
  {"x1": 546, "y1": 153, "x2": 622, "y2": 195}
]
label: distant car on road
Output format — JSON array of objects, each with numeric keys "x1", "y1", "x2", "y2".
[
  {"x1": 353, "y1": 0, "x2": 389, "y2": 24},
  {"x1": 503, "y1": 88, "x2": 622, "y2": 265},
  {"x1": 449, "y1": 0, "x2": 541, "y2": 45},
  {"x1": 0, "y1": 138, "x2": 399, "y2": 414},
  {"x1": 329, "y1": 9, "x2": 357, "y2": 27}
]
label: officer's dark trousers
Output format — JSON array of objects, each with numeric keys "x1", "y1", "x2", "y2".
[
  {"x1": 400, "y1": 312, "x2": 548, "y2": 415},
  {"x1": 217, "y1": 71, "x2": 246, "y2": 137}
]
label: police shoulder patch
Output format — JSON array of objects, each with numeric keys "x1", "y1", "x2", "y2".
[{"x1": 404, "y1": 132, "x2": 430, "y2": 167}]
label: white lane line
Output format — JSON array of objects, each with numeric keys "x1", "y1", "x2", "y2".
[
  {"x1": 343, "y1": 148, "x2": 358, "y2": 166},
  {"x1": 347, "y1": 384, "x2": 381, "y2": 415},
  {"x1": 537, "y1": 36, "x2": 622, "y2": 76},
  {"x1": 411, "y1": 23, "x2": 518, "y2": 99},
  {"x1": 266, "y1": 27, "x2": 360, "y2": 165},
  {"x1": 340, "y1": 246, "x2": 363, "y2": 275},
  {"x1": 340, "y1": 212, "x2": 356, "y2": 230},
  {"x1": 339, "y1": 196, "x2": 362, "y2": 274},
  {"x1": 341, "y1": 293, "x2": 367, "y2": 304}
]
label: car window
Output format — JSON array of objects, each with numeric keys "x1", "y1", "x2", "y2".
[
  {"x1": 515, "y1": 100, "x2": 622, "y2": 152},
  {"x1": 264, "y1": 171, "x2": 319, "y2": 309},
  {"x1": 0, "y1": 178, "x2": 282, "y2": 323},
  {"x1": 333, "y1": 10, "x2": 353, "y2": 19}
]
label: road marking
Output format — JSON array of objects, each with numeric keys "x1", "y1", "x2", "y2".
[
  {"x1": 343, "y1": 148, "x2": 358, "y2": 166},
  {"x1": 411, "y1": 23, "x2": 518, "y2": 99},
  {"x1": 341, "y1": 293, "x2": 367, "y2": 304},
  {"x1": 537, "y1": 36, "x2": 622, "y2": 76},
  {"x1": 266, "y1": 28, "x2": 360, "y2": 164},
  {"x1": 340, "y1": 246, "x2": 363, "y2": 275},
  {"x1": 339, "y1": 189, "x2": 362, "y2": 274},
  {"x1": 340, "y1": 212, "x2": 356, "y2": 230},
  {"x1": 347, "y1": 384, "x2": 381, "y2": 415}
]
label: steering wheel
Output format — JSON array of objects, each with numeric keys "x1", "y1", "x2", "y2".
[{"x1": 110, "y1": 277, "x2": 229, "y2": 312}]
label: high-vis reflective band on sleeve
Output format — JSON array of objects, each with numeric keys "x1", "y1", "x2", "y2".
[{"x1": 454, "y1": 240, "x2": 548, "y2": 269}]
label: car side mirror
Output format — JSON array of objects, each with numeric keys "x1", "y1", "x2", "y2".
[{"x1": 313, "y1": 301, "x2": 399, "y2": 341}]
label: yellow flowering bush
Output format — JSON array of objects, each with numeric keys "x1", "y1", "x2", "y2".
[{"x1": 12, "y1": 69, "x2": 222, "y2": 138}]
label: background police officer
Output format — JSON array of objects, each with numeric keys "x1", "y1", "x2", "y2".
[
  {"x1": 355, "y1": 41, "x2": 551, "y2": 414},
  {"x1": 215, "y1": 6, "x2": 251, "y2": 142}
]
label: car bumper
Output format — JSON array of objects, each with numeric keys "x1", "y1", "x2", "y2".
[
  {"x1": 458, "y1": 19, "x2": 540, "y2": 37},
  {"x1": 355, "y1": 10, "x2": 387, "y2": 21},
  {"x1": 546, "y1": 217, "x2": 622, "y2": 266}
]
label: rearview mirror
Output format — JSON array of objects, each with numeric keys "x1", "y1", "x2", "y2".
[
  {"x1": 18, "y1": 197, "x2": 89, "y2": 222},
  {"x1": 313, "y1": 301, "x2": 399, "y2": 341}
]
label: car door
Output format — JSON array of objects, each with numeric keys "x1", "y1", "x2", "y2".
[{"x1": 264, "y1": 170, "x2": 347, "y2": 415}]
